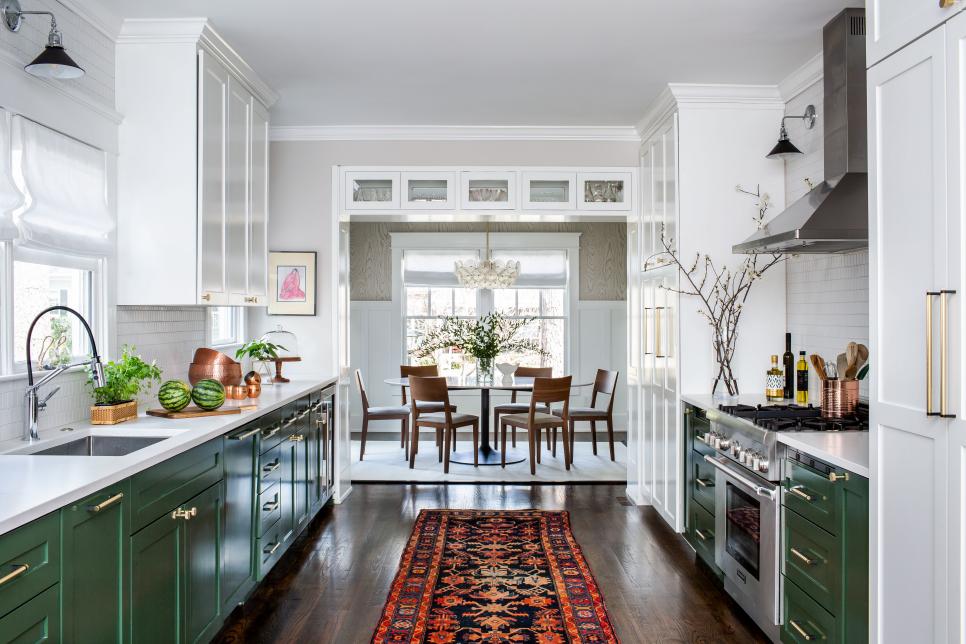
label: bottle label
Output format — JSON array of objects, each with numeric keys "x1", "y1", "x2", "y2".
[{"x1": 797, "y1": 370, "x2": 808, "y2": 392}]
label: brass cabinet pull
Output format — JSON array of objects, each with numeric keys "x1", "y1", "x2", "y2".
[
  {"x1": 941, "y1": 0, "x2": 959, "y2": 8},
  {"x1": 695, "y1": 478, "x2": 713, "y2": 488},
  {"x1": 171, "y1": 507, "x2": 198, "y2": 521},
  {"x1": 282, "y1": 416, "x2": 298, "y2": 428},
  {"x1": 264, "y1": 541, "x2": 281, "y2": 555},
  {"x1": 827, "y1": 472, "x2": 849, "y2": 483},
  {"x1": 200, "y1": 293, "x2": 211, "y2": 302},
  {"x1": 289, "y1": 433, "x2": 305, "y2": 443},
  {"x1": 0, "y1": 563, "x2": 29, "y2": 586},
  {"x1": 790, "y1": 547, "x2": 815, "y2": 566},
  {"x1": 87, "y1": 492, "x2": 124, "y2": 513},
  {"x1": 928, "y1": 292, "x2": 938, "y2": 416},
  {"x1": 262, "y1": 460, "x2": 280, "y2": 474},
  {"x1": 694, "y1": 529, "x2": 711, "y2": 541},
  {"x1": 244, "y1": 296, "x2": 258, "y2": 304},
  {"x1": 941, "y1": 290, "x2": 957, "y2": 418},
  {"x1": 789, "y1": 619, "x2": 816, "y2": 641},
  {"x1": 231, "y1": 427, "x2": 261, "y2": 441},
  {"x1": 655, "y1": 306, "x2": 665, "y2": 358},
  {"x1": 788, "y1": 486, "x2": 814, "y2": 502},
  {"x1": 262, "y1": 500, "x2": 279, "y2": 513},
  {"x1": 261, "y1": 425, "x2": 280, "y2": 439}
]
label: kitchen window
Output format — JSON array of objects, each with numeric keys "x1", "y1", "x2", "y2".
[{"x1": 208, "y1": 306, "x2": 245, "y2": 348}]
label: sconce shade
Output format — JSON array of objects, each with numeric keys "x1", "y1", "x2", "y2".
[
  {"x1": 25, "y1": 44, "x2": 84, "y2": 79},
  {"x1": 766, "y1": 125, "x2": 803, "y2": 160}
]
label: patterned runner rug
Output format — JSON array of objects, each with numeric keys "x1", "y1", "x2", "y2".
[{"x1": 372, "y1": 509, "x2": 619, "y2": 643}]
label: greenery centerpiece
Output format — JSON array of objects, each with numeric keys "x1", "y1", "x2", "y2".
[
  {"x1": 410, "y1": 312, "x2": 547, "y2": 383},
  {"x1": 235, "y1": 339, "x2": 287, "y2": 384},
  {"x1": 87, "y1": 345, "x2": 162, "y2": 424}
]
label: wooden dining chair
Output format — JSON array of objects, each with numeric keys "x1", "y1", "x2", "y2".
[
  {"x1": 493, "y1": 366, "x2": 552, "y2": 450},
  {"x1": 400, "y1": 364, "x2": 457, "y2": 449},
  {"x1": 409, "y1": 376, "x2": 479, "y2": 472},
  {"x1": 355, "y1": 369, "x2": 411, "y2": 462},
  {"x1": 553, "y1": 369, "x2": 620, "y2": 461},
  {"x1": 500, "y1": 376, "x2": 572, "y2": 474}
]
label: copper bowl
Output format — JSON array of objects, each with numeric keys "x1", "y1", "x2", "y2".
[
  {"x1": 193, "y1": 348, "x2": 236, "y2": 365},
  {"x1": 188, "y1": 362, "x2": 242, "y2": 387},
  {"x1": 226, "y1": 385, "x2": 248, "y2": 400}
]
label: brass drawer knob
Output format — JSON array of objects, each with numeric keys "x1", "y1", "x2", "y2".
[
  {"x1": 87, "y1": 492, "x2": 124, "y2": 513},
  {"x1": 200, "y1": 293, "x2": 211, "y2": 302},
  {"x1": 828, "y1": 471, "x2": 849, "y2": 483},
  {"x1": 789, "y1": 619, "x2": 817, "y2": 641},
  {"x1": 790, "y1": 547, "x2": 815, "y2": 566},
  {"x1": 171, "y1": 507, "x2": 198, "y2": 521},
  {"x1": 788, "y1": 485, "x2": 815, "y2": 502},
  {"x1": 940, "y1": 0, "x2": 959, "y2": 8}
]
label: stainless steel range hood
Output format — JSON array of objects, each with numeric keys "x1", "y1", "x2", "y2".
[{"x1": 734, "y1": 8, "x2": 867, "y2": 255}]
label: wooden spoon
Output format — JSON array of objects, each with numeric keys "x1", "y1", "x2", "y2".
[
  {"x1": 845, "y1": 342, "x2": 860, "y2": 379},
  {"x1": 811, "y1": 354, "x2": 827, "y2": 381},
  {"x1": 836, "y1": 353, "x2": 849, "y2": 380}
]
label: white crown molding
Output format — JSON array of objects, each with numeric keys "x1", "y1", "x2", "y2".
[
  {"x1": 269, "y1": 124, "x2": 642, "y2": 143},
  {"x1": 57, "y1": 0, "x2": 122, "y2": 40},
  {"x1": 118, "y1": 18, "x2": 279, "y2": 108},
  {"x1": 636, "y1": 83, "x2": 784, "y2": 141},
  {"x1": 778, "y1": 53, "x2": 823, "y2": 102}
]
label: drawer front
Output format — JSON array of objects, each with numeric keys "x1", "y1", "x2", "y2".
[
  {"x1": 256, "y1": 521, "x2": 285, "y2": 580},
  {"x1": 0, "y1": 511, "x2": 60, "y2": 619},
  {"x1": 258, "y1": 410, "x2": 285, "y2": 454},
  {"x1": 784, "y1": 508, "x2": 840, "y2": 612},
  {"x1": 691, "y1": 451, "x2": 716, "y2": 514},
  {"x1": 782, "y1": 577, "x2": 838, "y2": 644},
  {"x1": 259, "y1": 444, "x2": 282, "y2": 493},
  {"x1": 0, "y1": 584, "x2": 60, "y2": 643},
  {"x1": 783, "y1": 459, "x2": 838, "y2": 535},
  {"x1": 130, "y1": 438, "x2": 224, "y2": 533},
  {"x1": 688, "y1": 501, "x2": 717, "y2": 570},
  {"x1": 258, "y1": 485, "x2": 282, "y2": 536}
]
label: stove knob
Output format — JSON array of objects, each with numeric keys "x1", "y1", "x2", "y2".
[
  {"x1": 731, "y1": 442, "x2": 741, "y2": 457},
  {"x1": 758, "y1": 458, "x2": 770, "y2": 473},
  {"x1": 719, "y1": 439, "x2": 731, "y2": 450},
  {"x1": 751, "y1": 453, "x2": 761, "y2": 470}
]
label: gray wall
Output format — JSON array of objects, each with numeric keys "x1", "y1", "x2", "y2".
[{"x1": 349, "y1": 222, "x2": 626, "y2": 301}]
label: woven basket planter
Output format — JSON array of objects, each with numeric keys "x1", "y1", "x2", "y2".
[{"x1": 90, "y1": 400, "x2": 138, "y2": 425}]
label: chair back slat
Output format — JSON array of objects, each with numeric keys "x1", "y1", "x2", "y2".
[
  {"x1": 530, "y1": 376, "x2": 572, "y2": 423},
  {"x1": 409, "y1": 376, "x2": 452, "y2": 422},
  {"x1": 510, "y1": 366, "x2": 551, "y2": 402},
  {"x1": 400, "y1": 364, "x2": 438, "y2": 404},
  {"x1": 354, "y1": 369, "x2": 370, "y2": 410},
  {"x1": 591, "y1": 369, "x2": 620, "y2": 412}
]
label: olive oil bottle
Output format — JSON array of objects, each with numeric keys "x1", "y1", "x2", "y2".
[
  {"x1": 796, "y1": 351, "x2": 809, "y2": 404},
  {"x1": 766, "y1": 355, "x2": 785, "y2": 401}
]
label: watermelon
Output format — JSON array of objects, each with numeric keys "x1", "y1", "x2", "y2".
[
  {"x1": 191, "y1": 379, "x2": 226, "y2": 411},
  {"x1": 158, "y1": 380, "x2": 191, "y2": 411}
]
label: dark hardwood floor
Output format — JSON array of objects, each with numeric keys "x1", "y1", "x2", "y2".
[{"x1": 214, "y1": 484, "x2": 768, "y2": 644}]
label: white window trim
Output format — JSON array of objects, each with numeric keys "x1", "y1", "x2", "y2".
[
  {"x1": 206, "y1": 306, "x2": 246, "y2": 351},
  {"x1": 390, "y1": 232, "x2": 581, "y2": 395}
]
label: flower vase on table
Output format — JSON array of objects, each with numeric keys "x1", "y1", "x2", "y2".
[{"x1": 476, "y1": 357, "x2": 494, "y2": 385}]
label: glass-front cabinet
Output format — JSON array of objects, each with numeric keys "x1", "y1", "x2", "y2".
[
  {"x1": 578, "y1": 171, "x2": 633, "y2": 211},
  {"x1": 522, "y1": 172, "x2": 577, "y2": 210},
  {"x1": 461, "y1": 171, "x2": 516, "y2": 209},
  {"x1": 345, "y1": 171, "x2": 400, "y2": 210},
  {"x1": 402, "y1": 172, "x2": 457, "y2": 209}
]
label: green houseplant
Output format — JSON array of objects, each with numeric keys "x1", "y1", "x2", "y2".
[
  {"x1": 236, "y1": 339, "x2": 287, "y2": 384},
  {"x1": 87, "y1": 345, "x2": 162, "y2": 424},
  {"x1": 410, "y1": 312, "x2": 547, "y2": 383}
]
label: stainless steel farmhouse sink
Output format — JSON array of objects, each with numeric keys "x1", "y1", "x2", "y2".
[{"x1": 30, "y1": 435, "x2": 168, "y2": 456}]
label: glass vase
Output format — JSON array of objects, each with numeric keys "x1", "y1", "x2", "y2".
[{"x1": 476, "y1": 356, "x2": 494, "y2": 385}]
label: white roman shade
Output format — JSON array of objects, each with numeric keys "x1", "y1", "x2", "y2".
[
  {"x1": 404, "y1": 250, "x2": 479, "y2": 287},
  {"x1": 13, "y1": 116, "x2": 113, "y2": 256},
  {"x1": 491, "y1": 249, "x2": 568, "y2": 288},
  {"x1": 0, "y1": 110, "x2": 22, "y2": 241}
]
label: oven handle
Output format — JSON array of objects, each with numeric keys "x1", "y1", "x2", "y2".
[{"x1": 703, "y1": 455, "x2": 777, "y2": 500}]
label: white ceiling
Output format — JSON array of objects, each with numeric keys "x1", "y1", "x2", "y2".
[{"x1": 92, "y1": 0, "x2": 852, "y2": 127}]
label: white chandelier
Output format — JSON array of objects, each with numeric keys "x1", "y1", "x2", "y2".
[{"x1": 454, "y1": 227, "x2": 520, "y2": 289}]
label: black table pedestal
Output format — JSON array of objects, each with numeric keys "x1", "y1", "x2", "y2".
[{"x1": 450, "y1": 387, "x2": 527, "y2": 466}]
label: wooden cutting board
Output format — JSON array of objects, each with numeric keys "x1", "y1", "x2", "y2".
[{"x1": 147, "y1": 404, "x2": 257, "y2": 419}]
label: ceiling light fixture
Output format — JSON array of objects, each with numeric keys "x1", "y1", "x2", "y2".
[
  {"x1": 1, "y1": 0, "x2": 85, "y2": 80},
  {"x1": 454, "y1": 225, "x2": 520, "y2": 289},
  {"x1": 766, "y1": 104, "x2": 817, "y2": 160}
]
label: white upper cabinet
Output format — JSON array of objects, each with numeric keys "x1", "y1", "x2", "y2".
[
  {"x1": 345, "y1": 171, "x2": 400, "y2": 210},
  {"x1": 868, "y1": 0, "x2": 964, "y2": 66},
  {"x1": 578, "y1": 171, "x2": 633, "y2": 211},
  {"x1": 116, "y1": 20, "x2": 276, "y2": 306},
  {"x1": 461, "y1": 171, "x2": 517, "y2": 210},
  {"x1": 401, "y1": 172, "x2": 456, "y2": 210},
  {"x1": 522, "y1": 172, "x2": 577, "y2": 210}
]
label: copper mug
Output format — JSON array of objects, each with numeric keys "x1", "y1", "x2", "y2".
[
  {"x1": 226, "y1": 385, "x2": 248, "y2": 400},
  {"x1": 247, "y1": 383, "x2": 262, "y2": 399}
]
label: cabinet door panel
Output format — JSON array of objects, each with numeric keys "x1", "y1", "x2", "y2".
[
  {"x1": 868, "y1": 29, "x2": 949, "y2": 644},
  {"x1": 0, "y1": 585, "x2": 59, "y2": 644},
  {"x1": 222, "y1": 426, "x2": 258, "y2": 611},
  {"x1": 868, "y1": 0, "x2": 963, "y2": 66},
  {"x1": 226, "y1": 79, "x2": 252, "y2": 305},
  {"x1": 248, "y1": 101, "x2": 270, "y2": 303},
  {"x1": 184, "y1": 484, "x2": 223, "y2": 644},
  {"x1": 130, "y1": 510, "x2": 182, "y2": 643},
  {"x1": 197, "y1": 50, "x2": 230, "y2": 305}
]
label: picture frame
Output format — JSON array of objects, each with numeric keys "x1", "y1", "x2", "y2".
[{"x1": 268, "y1": 251, "x2": 317, "y2": 316}]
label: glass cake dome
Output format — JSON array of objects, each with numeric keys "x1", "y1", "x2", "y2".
[{"x1": 260, "y1": 325, "x2": 299, "y2": 359}]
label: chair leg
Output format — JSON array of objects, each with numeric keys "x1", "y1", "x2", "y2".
[
  {"x1": 536, "y1": 428, "x2": 542, "y2": 464},
  {"x1": 472, "y1": 421, "x2": 479, "y2": 467},
  {"x1": 561, "y1": 421, "x2": 572, "y2": 471},
  {"x1": 438, "y1": 428, "x2": 444, "y2": 462},
  {"x1": 527, "y1": 426, "x2": 537, "y2": 475},
  {"x1": 493, "y1": 412, "x2": 500, "y2": 451},
  {"x1": 546, "y1": 427, "x2": 551, "y2": 451},
  {"x1": 590, "y1": 421, "x2": 598, "y2": 455},
  {"x1": 569, "y1": 419, "x2": 576, "y2": 465},
  {"x1": 443, "y1": 424, "x2": 452, "y2": 474},
  {"x1": 360, "y1": 416, "x2": 369, "y2": 461},
  {"x1": 402, "y1": 417, "x2": 409, "y2": 462},
  {"x1": 400, "y1": 422, "x2": 406, "y2": 448},
  {"x1": 409, "y1": 424, "x2": 419, "y2": 469},
  {"x1": 453, "y1": 426, "x2": 457, "y2": 452},
  {"x1": 607, "y1": 417, "x2": 615, "y2": 461},
  {"x1": 512, "y1": 426, "x2": 517, "y2": 447},
  {"x1": 551, "y1": 427, "x2": 557, "y2": 458},
  {"x1": 501, "y1": 421, "x2": 508, "y2": 468}
]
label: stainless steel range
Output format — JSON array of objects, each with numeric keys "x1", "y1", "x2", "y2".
[{"x1": 693, "y1": 402, "x2": 868, "y2": 642}]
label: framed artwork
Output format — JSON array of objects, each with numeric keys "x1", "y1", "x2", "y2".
[{"x1": 268, "y1": 251, "x2": 316, "y2": 315}]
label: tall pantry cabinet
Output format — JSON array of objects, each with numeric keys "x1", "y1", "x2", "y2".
[
  {"x1": 866, "y1": 3, "x2": 966, "y2": 642},
  {"x1": 116, "y1": 20, "x2": 276, "y2": 306}
]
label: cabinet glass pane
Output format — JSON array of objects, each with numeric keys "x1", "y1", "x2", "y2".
[
  {"x1": 583, "y1": 179, "x2": 625, "y2": 204},
  {"x1": 407, "y1": 179, "x2": 448, "y2": 203},
  {"x1": 467, "y1": 179, "x2": 509, "y2": 203},
  {"x1": 352, "y1": 179, "x2": 394, "y2": 203},
  {"x1": 529, "y1": 180, "x2": 570, "y2": 203}
]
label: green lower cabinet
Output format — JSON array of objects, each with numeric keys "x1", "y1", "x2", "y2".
[
  {"x1": 221, "y1": 427, "x2": 259, "y2": 612},
  {"x1": 0, "y1": 511, "x2": 59, "y2": 620},
  {"x1": 62, "y1": 486, "x2": 128, "y2": 643},
  {"x1": 782, "y1": 578, "x2": 836, "y2": 643},
  {"x1": 0, "y1": 584, "x2": 60, "y2": 644},
  {"x1": 129, "y1": 482, "x2": 223, "y2": 644}
]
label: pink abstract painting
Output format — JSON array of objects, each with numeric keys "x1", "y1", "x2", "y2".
[{"x1": 277, "y1": 266, "x2": 306, "y2": 302}]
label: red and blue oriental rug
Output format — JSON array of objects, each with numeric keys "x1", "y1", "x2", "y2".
[{"x1": 372, "y1": 509, "x2": 619, "y2": 643}]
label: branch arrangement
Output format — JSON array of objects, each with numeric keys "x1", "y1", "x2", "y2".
[{"x1": 643, "y1": 187, "x2": 786, "y2": 396}]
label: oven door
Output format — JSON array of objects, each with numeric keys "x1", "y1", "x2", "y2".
[{"x1": 704, "y1": 455, "x2": 781, "y2": 632}]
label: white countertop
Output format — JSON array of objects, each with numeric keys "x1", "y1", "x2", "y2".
[
  {"x1": 681, "y1": 392, "x2": 870, "y2": 478},
  {"x1": 0, "y1": 377, "x2": 337, "y2": 535}
]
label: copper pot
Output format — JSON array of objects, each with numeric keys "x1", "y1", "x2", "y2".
[
  {"x1": 193, "y1": 348, "x2": 236, "y2": 365},
  {"x1": 188, "y1": 362, "x2": 243, "y2": 387}
]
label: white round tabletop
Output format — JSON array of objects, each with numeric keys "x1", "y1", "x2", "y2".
[{"x1": 383, "y1": 376, "x2": 593, "y2": 391}]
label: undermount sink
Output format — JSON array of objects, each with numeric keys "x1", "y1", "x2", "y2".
[{"x1": 31, "y1": 435, "x2": 168, "y2": 456}]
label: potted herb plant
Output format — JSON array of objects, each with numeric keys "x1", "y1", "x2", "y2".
[
  {"x1": 235, "y1": 339, "x2": 287, "y2": 384},
  {"x1": 87, "y1": 345, "x2": 162, "y2": 425}
]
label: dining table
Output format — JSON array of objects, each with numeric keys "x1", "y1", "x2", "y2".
[{"x1": 384, "y1": 375, "x2": 592, "y2": 466}]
